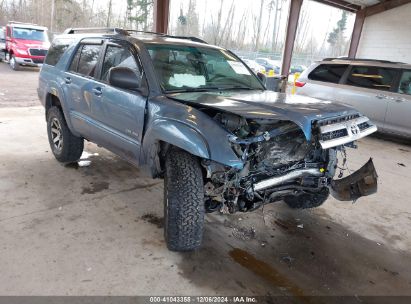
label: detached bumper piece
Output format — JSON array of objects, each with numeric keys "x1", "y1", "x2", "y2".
[{"x1": 331, "y1": 158, "x2": 378, "y2": 201}]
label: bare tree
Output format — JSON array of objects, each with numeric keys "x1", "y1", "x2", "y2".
[
  {"x1": 252, "y1": 0, "x2": 265, "y2": 51},
  {"x1": 106, "y1": 0, "x2": 113, "y2": 27}
]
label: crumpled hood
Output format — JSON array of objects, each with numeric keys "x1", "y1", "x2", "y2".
[{"x1": 169, "y1": 90, "x2": 359, "y2": 141}]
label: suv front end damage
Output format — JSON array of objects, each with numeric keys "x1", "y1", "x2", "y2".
[{"x1": 201, "y1": 112, "x2": 378, "y2": 213}]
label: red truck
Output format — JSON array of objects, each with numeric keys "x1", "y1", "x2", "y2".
[{"x1": 4, "y1": 21, "x2": 50, "y2": 70}]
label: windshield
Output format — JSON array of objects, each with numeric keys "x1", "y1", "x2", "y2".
[
  {"x1": 146, "y1": 44, "x2": 264, "y2": 93},
  {"x1": 12, "y1": 27, "x2": 48, "y2": 42}
]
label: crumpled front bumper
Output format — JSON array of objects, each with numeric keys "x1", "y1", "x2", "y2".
[{"x1": 330, "y1": 158, "x2": 378, "y2": 201}]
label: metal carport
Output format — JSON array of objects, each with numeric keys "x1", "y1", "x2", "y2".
[{"x1": 152, "y1": 0, "x2": 411, "y2": 77}]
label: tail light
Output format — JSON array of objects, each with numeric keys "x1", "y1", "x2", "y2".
[{"x1": 295, "y1": 81, "x2": 306, "y2": 87}]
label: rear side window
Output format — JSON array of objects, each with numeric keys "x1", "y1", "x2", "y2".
[
  {"x1": 68, "y1": 44, "x2": 102, "y2": 77},
  {"x1": 398, "y1": 70, "x2": 411, "y2": 95},
  {"x1": 45, "y1": 38, "x2": 75, "y2": 66},
  {"x1": 346, "y1": 66, "x2": 397, "y2": 91},
  {"x1": 308, "y1": 64, "x2": 348, "y2": 84}
]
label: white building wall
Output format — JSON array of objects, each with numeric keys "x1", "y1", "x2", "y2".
[{"x1": 357, "y1": 3, "x2": 411, "y2": 63}]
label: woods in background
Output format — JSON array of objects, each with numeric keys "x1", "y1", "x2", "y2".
[
  {"x1": 168, "y1": 0, "x2": 352, "y2": 64},
  {"x1": 0, "y1": 0, "x2": 351, "y2": 65},
  {"x1": 0, "y1": 0, "x2": 153, "y2": 33}
]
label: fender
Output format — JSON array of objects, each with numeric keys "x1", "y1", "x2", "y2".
[
  {"x1": 141, "y1": 115, "x2": 245, "y2": 177},
  {"x1": 142, "y1": 119, "x2": 210, "y2": 168},
  {"x1": 41, "y1": 68, "x2": 80, "y2": 137}
]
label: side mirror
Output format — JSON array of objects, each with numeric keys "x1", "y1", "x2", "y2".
[
  {"x1": 108, "y1": 67, "x2": 140, "y2": 90},
  {"x1": 257, "y1": 72, "x2": 267, "y2": 85}
]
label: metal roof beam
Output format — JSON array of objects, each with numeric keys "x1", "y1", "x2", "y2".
[
  {"x1": 153, "y1": 0, "x2": 170, "y2": 34},
  {"x1": 313, "y1": 0, "x2": 361, "y2": 12},
  {"x1": 281, "y1": 0, "x2": 303, "y2": 78},
  {"x1": 364, "y1": 0, "x2": 411, "y2": 16}
]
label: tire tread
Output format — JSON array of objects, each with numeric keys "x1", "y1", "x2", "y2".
[{"x1": 164, "y1": 147, "x2": 205, "y2": 251}]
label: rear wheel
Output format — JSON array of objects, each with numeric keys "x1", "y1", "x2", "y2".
[
  {"x1": 164, "y1": 147, "x2": 205, "y2": 251},
  {"x1": 47, "y1": 106, "x2": 84, "y2": 163},
  {"x1": 9, "y1": 55, "x2": 19, "y2": 71},
  {"x1": 284, "y1": 188, "x2": 330, "y2": 209}
]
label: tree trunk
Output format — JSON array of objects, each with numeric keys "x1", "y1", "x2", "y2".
[{"x1": 106, "y1": 0, "x2": 112, "y2": 27}]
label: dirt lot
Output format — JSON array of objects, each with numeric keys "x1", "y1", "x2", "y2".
[{"x1": 1, "y1": 62, "x2": 411, "y2": 300}]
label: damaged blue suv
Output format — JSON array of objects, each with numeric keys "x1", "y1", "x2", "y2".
[{"x1": 38, "y1": 28, "x2": 378, "y2": 251}]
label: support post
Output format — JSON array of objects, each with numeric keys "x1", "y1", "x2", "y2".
[
  {"x1": 153, "y1": 0, "x2": 170, "y2": 34},
  {"x1": 281, "y1": 0, "x2": 303, "y2": 77},
  {"x1": 348, "y1": 10, "x2": 365, "y2": 58}
]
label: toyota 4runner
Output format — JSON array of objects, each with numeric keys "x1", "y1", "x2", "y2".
[{"x1": 38, "y1": 28, "x2": 378, "y2": 251}]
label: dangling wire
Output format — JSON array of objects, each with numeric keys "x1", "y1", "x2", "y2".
[{"x1": 337, "y1": 146, "x2": 351, "y2": 178}]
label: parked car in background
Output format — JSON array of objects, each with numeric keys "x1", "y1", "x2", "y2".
[
  {"x1": 296, "y1": 58, "x2": 411, "y2": 139},
  {"x1": 5, "y1": 21, "x2": 50, "y2": 70},
  {"x1": 0, "y1": 27, "x2": 6, "y2": 61},
  {"x1": 39, "y1": 29, "x2": 378, "y2": 252},
  {"x1": 243, "y1": 58, "x2": 265, "y2": 74},
  {"x1": 255, "y1": 57, "x2": 281, "y2": 74},
  {"x1": 290, "y1": 64, "x2": 307, "y2": 74}
]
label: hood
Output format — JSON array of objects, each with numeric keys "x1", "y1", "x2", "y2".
[
  {"x1": 13, "y1": 39, "x2": 49, "y2": 49},
  {"x1": 169, "y1": 90, "x2": 359, "y2": 141}
]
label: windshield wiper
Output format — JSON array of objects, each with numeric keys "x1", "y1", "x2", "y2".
[
  {"x1": 220, "y1": 86, "x2": 258, "y2": 90},
  {"x1": 166, "y1": 87, "x2": 228, "y2": 93},
  {"x1": 166, "y1": 86, "x2": 258, "y2": 93}
]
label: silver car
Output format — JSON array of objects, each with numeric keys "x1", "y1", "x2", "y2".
[{"x1": 296, "y1": 58, "x2": 411, "y2": 138}]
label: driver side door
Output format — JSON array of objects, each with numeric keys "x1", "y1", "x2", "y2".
[{"x1": 88, "y1": 40, "x2": 148, "y2": 165}]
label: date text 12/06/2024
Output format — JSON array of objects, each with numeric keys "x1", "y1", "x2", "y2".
[{"x1": 149, "y1": 296, "x2": 257, "y2": 303}]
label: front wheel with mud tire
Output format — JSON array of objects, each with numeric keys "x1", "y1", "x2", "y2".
[
  {"x1": 164, "y1": 147, "x2": 205, "y2": 251},
  {"x1": 47, "y1": 106, "x2": 84, "y2": 163},
  {"x1": 284, "y1": 188, "x2": 330, "y2": 209}
]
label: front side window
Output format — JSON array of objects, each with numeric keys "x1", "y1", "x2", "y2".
[
  {"x1": 398, "y1": 70, "x2": 411, "y2": 95},
  {"x1": 146, "y1": 44, "x2": 264, "y2": 92},
  {"x1": 12, "y1": 27, "x2": 48, "y2": 42},
  {"x1": 308, "y1": 64, "x2": 348, "y2": 84},
  {"x1": 68, "y1": 44, "x2": 102, "y2": 77},
  {"x1": 101, "y1": 45, "x2": 142, "y2": 82},
  {"x1": 346, "y1": 66, "x2": 396, "y2": 91}
]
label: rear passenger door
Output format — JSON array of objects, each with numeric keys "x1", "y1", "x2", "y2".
[
  {"x1": 298, "y1": 64, "x2": 348, "y2": 101},
  {"x1": 384, "y1": 69, "x2": 411, "y2": 137},
  {"x1": 63, "y1": 40, "x2": 103, "y2": 139},
  {"x1": 87, "y1": 40, "x2": 148, "y2": 165},
  {"x1": 335, "y1": 65, "x2": 398, "y2": 130}
]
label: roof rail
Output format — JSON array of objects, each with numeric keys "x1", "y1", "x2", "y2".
[
  {"x1": 63, "y1": 27, "x2": 129, "y2": 36},
  {"x1": 126, "y1": 30, "x2": 208, "y2": 44},
  {"x1": 8, "y1": 21, "x2": 38, "y2": 25},
  {"x1": 322, "y1": 57, "x2": 405, "y2": 64}
]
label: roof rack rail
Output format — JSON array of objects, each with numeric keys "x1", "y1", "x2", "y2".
[
  {"x1": 126, "y1": 30, "x2": 208, "y2": 44},
  {"x1": 322, "y1": 57, "x2": 405, "y2": 64},
  {"x1": 63, "y1": 27, "x2": 129, "y2": 36},
  {"x1": 8, "y1": 21, "x2": 38, "y2": 25}
]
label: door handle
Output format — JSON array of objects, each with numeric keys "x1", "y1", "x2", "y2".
[
  {"x1": 92, "y1": 87, "x2": 102, "y2": 96},
  {"x1": 375, "y1": 94, "x2": 387, "y2": 99},
  {"x1": 64, "y1": 77, "x2": 71, "y2": 84},
  {"x1": 394, "y1": 97, "x2": 406, "y2": 103}
]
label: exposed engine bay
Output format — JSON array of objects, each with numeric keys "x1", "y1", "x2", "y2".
[{"x1": 200, "y1": 111, "x2": 378, "y2": 214}]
